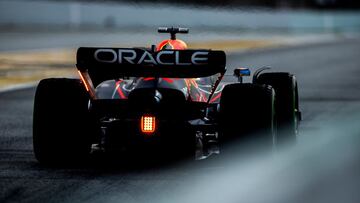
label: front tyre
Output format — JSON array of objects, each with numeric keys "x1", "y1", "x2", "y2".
[{"x1": 33, "y1": 78, "x2": 93, "y2": 165}]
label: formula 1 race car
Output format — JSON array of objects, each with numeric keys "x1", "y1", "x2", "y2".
[{"x1": 33, "y1": 27, "x2": 301, "y2": 165}]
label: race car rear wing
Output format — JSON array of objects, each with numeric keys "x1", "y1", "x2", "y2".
[
  {"x1": 76, "y1": 47, "x2": 226, "y2": 84},
  {"x1": 76, "y1": 47, "x2": 226, "y2": 99}
]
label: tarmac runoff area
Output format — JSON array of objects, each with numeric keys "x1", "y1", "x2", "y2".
[{"x1": 0, "y1": 33, "x2": 346, "y2": 92}]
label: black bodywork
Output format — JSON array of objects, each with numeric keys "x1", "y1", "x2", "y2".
[{"x1": 78, "y1": 48, "x2": 227, "y2": 158}]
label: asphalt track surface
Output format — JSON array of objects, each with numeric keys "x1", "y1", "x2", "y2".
[{"x1": 1, "y1": 38, "x2": 360, "y2": 203}]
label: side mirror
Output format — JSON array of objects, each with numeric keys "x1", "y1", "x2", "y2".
[
  {"x1": 252, "y1": 66, "x2": 271, "y2": 83},
  {"x1": 234, "y1": 68, "x2": 251, "y2": 83}
]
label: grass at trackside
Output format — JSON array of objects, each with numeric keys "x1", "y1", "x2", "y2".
[
  {"x1": 0, "y1": 39, "x2": 276, "y2": 89},
  {"x1": 0, "y1": 49, "x2": 77, "y2": 89}
]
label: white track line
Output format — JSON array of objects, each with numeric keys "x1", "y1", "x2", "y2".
[{"x1": 0, "y1": 82, "x2": 38, "y2": 94}]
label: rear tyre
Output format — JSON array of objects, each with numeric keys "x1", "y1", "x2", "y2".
[
  {"x1": 256, "y1": 72, "x2": 299, "y2": 145},
  {"x1": 33, "y1": 78, "x2": 93, "y2": 165},
  {"x1": 219, "y1": 83, "x2": 275, "y2": 153}
]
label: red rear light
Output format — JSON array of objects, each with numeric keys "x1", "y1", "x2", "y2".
[{"x1": 141, "y1": 116, "x2": 156, "y2": 134}]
